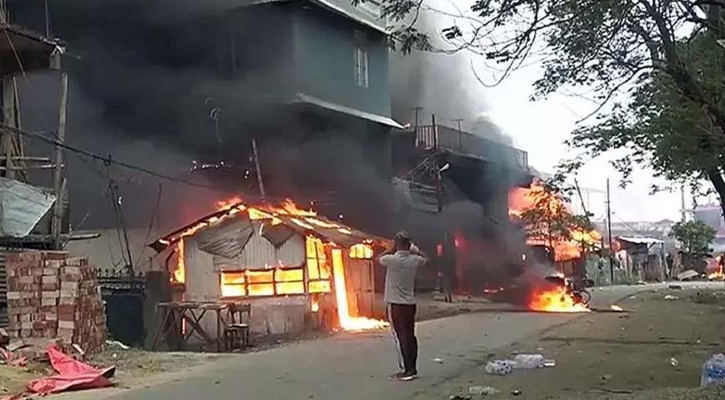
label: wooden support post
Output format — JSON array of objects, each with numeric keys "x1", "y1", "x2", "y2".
[
  {"x1": 251, "y1": 138, "x2": 266, "y2": 201},
  {"x1": 431, "y1": 114, "x2": 438, "y2": 149},
  {"x1": 1, "y1": 77, "x2": 18, "y2": 180},
  {"x1": 51, "y1": 72, "x2": 68, "y2": 248}
]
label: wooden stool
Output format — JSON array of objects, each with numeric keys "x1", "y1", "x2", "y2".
[{"x1": 223, "y1": 323, "x2": 250, "y2": 351}]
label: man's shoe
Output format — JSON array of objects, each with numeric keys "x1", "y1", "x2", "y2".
[
  {"x1": 397, "y1": 371, "x2": 417, "y2": 381},
  {"x1": 388, "y1": 371, "x2": 406, "y2": 380}
]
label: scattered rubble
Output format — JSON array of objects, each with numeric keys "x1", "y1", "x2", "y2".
[
  {"x1": 677, "y1": 270, "x2": 699, "y2": 281},
  {"x1": 701, "y1": 354, "x2": 725, "y2": 387},
  {"x1": 27, "y1": 346, "x2": 114, "y2": 395},
  {"x1": 468, "y1": 386, "x2": 499, "y2": 396}
]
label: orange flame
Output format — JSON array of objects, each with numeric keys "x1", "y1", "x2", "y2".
[
  {"x1": 708, "y1": 256, "x2": 724, "y2": 280},
  {"x1": 528, "y1": 286, "x2": 590, "y2": 313},
  {"x1": 174, "y1": 239, "x2": 186, "y2": 284},
  {"x1": 509, "y1": 181, "x2": 602, "y2": 262},
  {"x1": 331, "y1": 249, "x2": 388, "y2": 330},
  {"x1": 349, "y1": 243, "x2": 374, "y2": 259}
]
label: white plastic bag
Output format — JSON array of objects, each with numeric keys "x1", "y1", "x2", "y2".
[{"x1": 701, "y1": 353, "x2": 725, "y2": 387}]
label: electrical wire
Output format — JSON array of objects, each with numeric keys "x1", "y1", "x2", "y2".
[
  {"x1": 134, "y1": 183, "x2": 162, "y2": 267},
  {"x1": 4, "y1": 125, "x2": 229, "y2": 192}
]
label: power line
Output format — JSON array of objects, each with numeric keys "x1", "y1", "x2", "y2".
[
  {"x1": 9, "y1": 125, "x2": 353, "y2": 207},
  {"x1": 4, "y1": 125, "x2": 227, "y2": 193}
]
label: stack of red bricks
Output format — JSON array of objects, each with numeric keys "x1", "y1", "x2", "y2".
[{"x1": 6, "y1": 251, "x2": 107, "y2": 353}]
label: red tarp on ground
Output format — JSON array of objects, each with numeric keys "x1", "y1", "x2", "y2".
[{"x1": 27, "y1": 346, "x2": 114, "y2": 395}]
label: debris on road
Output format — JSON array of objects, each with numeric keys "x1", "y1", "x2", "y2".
[
  {"x1": 700, "y1": 353, "x2": 725, "y2": 387},
  {"x1": 677, "y1": 270, "x2": 699, "y2": 281},
  {"x1": 468, "y1": 386, "x2": 499, "y2": 395},
  {"x1": 513, "y1": 354, "x2": 544, "y2": 369},
  {"x1": 27, "y1": 346, "x2": 115, "y2": 395},
  {"x1": 105, "y1": 340, "x2": 130, "y2": 351},
  {"x1": 0, "y1": 328, "x2": 10, "y2": 347},
  {"x1": 485, "y1": 360, "x2": 514, "y2": 375},
  {"x1": 0, "y1": 347, "x2": 28, "y2": 367}
]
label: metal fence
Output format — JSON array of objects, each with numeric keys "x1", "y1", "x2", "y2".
[
  {"x1": 95, "y1": 268, "x2": 146, "y2": 346},
  {"x1": 415, "y1": 124, "x2": 529, "y2": 170}
]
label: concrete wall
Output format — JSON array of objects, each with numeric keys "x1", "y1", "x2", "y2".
[
  {"x1": 65, "y1": 228, "x2": 165, "y2": 274},
  {"x1": 292, "y1": 6, "x2": 391, "y2": 117}
]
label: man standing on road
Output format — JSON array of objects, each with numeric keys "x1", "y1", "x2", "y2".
[{"x1": 379, "y1": 231, "x2": 427, "y2": 381}]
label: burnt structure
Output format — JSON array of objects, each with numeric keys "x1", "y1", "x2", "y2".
[
  {"x1": 391, "y1": 122, "x2": 532, "y2": 293},
  {"x1": 8, "y1": 0, "x2": 398, "y2": 235},
  {"x1": 7, "y1": 1, "x2": 533, "y2": 297}
]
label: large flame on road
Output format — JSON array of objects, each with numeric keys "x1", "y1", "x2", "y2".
[
  {"x1": 509, "y1": 181, "x2": 602, "y2": 262},
  {"x1": 707, "y1": 255, "x2": 724, "y2": 280},
  {"x1": 332, "y1": 249, "x2": 388, "y2": 331},
  {"x1": 529, "y1": 286, "x2": 590, "y2": 313}
]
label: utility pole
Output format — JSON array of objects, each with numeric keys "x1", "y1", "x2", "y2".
[
  {"x1": 431, "y1": 113, "x2": 438, "y2": 148},
  {"x1": 452, "y1": 118, "x2": 463, "y2": 132},
  {"x1": 51, "y1": 72, "x2": 68, "y2": 248},
  {"x1": 411, "y1": 107, "x2": 423, "y2": 130},
  {"x1": 251, "y1": 138, "x2": 266, "y2": 201},
  {"x1": 606, "y1": 179, "x2": 614, "y2": 284},
  {"x1": 680, "y1": 185, "x2": 687, "y2": 222},
  {"x1": 452, "y1": 118, "x2": 464, "y2": 150},
  {"x1": 44, "y1": 0, "x2": 51, "y2": 37},
  {"x1": 431, "y1": 114, "x2": 442, "y2": 212}
]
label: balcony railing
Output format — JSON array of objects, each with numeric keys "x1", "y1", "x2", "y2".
[{"x1": 415, "y1": 124, "x2": 529, "y2": 170}]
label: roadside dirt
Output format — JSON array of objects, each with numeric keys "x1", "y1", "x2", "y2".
[
  {"x1": 437, "y1": 286, "x2": 725, "y2": 399},
  {"x1": 87, "y1": 348, "x2": 226, "y2": 387}
]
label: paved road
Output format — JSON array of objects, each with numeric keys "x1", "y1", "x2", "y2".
[{"x1": 64, "y1": 285, "x2": 673, "y2": 400}]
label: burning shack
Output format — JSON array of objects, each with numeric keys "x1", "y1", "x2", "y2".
[{"x1": 150, "y1": 199, "x2": 389, "y2": 338}]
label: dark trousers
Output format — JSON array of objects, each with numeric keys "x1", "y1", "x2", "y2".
[{"x1": 389, "y1": 303, "x2": 418, "y2": 373}]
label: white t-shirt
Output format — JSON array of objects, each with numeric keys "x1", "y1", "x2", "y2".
[{"x1": 380, "y1": 250, "x2": 426, "y2": 305}]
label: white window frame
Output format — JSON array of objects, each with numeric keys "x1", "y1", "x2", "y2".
[{"x1": 354, "y1": 46, "x2": 369, "y2": 89}]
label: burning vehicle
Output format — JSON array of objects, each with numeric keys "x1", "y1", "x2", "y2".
[
  {"x1": 150, "y1": 198, "x2": 390, "y2": 338},
  {"x1": 506, "y1": 180, "x2": 603, "y2": 313}
]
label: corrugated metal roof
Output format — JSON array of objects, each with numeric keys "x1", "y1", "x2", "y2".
[
  {"x1": 0, "y1": 177, "x2": 56, "y2": 238},
  {"x1": 150, "y1": 201, "x2": 389, "y2": 252},
  {"x1": 196, "y1": 218, "x2": 254, "y2": 258},
  {"x1": 618, "y1": 236, "x2": 664, "y2": 245},
  {"x1": 293, "y1": 93, "x2": 403, "y2": 129}
]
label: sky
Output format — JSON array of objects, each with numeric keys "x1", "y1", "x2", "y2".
[
  {"x1": 416, "y1": 0, "x2": 687, "y2": 223},
  {"x1": 486, "y1": 64, "x2": 683, "y2": 223}
]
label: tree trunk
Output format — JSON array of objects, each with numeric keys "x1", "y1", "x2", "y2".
[{"x1": 706, "y1": 169, "x2": 725, "y2": 218}]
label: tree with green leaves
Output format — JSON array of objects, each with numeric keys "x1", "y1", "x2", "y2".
[
  {"x1": 670, "y1": 220, "x2": 717, "y2": 258},
  {"x1": 379, "y1": 0, "x2": 725, "y2": 215},
  {"x1": 516, "y1": 180, "x2": 595, "y2": 260}
]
